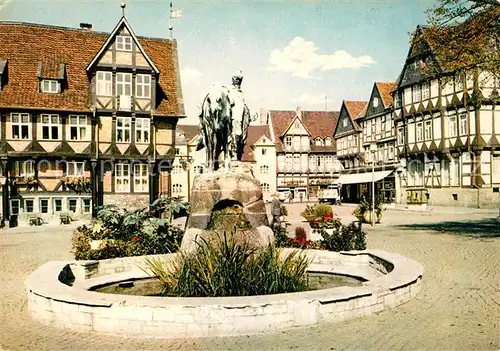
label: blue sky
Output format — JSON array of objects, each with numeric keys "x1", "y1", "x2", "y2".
[{"x1": 0, "y1": 0, "x2": 437, "y2": 124}]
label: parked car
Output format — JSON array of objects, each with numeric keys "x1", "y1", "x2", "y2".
[{"x1": 318, "y1": 188, "x2": 340, "y2": 204}]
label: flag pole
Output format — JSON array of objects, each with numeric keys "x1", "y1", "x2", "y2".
[{"x1": 169, "y1": 2, "x2": 174, "y2": 39}]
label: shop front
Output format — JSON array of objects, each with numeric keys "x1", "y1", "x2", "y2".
[{"x1": 336, "y1": 170, "x2": 396, "y2": 204}]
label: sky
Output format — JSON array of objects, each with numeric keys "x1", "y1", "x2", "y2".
[{"x1": 0, "y1": 0, "x2": 437, "y2": 124}]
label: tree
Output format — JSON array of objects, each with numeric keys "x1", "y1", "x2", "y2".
[{"x1": 419, "y1": 0, "x2": 499, "y2": 76}]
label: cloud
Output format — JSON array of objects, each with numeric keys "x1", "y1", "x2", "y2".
[
  {"x1": 180, "y1": 66, "x2": 202, "y2": 85},
  {"x1": 0, "y1": 0, "x2": 12, "y2": 12},
  {"x1": 297, "y1": 93, "x2": 328, "y2": 106},
  {"x1": 267, "y1": 37, "x2": 375, "y2": 78}
]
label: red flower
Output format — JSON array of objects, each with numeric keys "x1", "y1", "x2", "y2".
[{"x1": 131, "y1": 236, "x2": 140, "y2": 243}]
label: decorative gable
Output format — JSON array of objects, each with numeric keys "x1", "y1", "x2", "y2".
[
  {"x1": 365, "y1": 84, "x2": 385, "y2": 117},
  {"x1": 282, "y1": 116, "x2": 310, "y2": 137},
  {"x1": 334, "y1": 103, "x2": 356, "y2": 137},
  {"x1": 254, "y1": 134, "x2": 274, "y2": 146},
  {"x1": 86, "y1": 17, "x2": 159, "y2": 73}
]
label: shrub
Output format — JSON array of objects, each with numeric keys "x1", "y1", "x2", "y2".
[
  {"x1": 146, "y1": 233, "x2": 310, "y2": 297},
  {"x1": 294, "y1": 226, "x2": 307, "y2": 246},
  {"x1": 301, "y1": 203, "x2": 333, "y2": 221},
  {"x1": 318, "y1": 220, "x2": 366, "y2": 252},
  {"x1": 352, "y1": 195, "x2": 384, "y2": 223},
  {"x1": 71, "y1": 199, "x2": 185, "y2": 260}
]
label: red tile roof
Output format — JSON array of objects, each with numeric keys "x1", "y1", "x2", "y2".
[
  {"x1": 0, "y1": 22, "x2": 181, "y2": 116},
  {"x1": 375, "y1": 82, "x2": 396, "y2": 108},
  {"x1": 344, "y1": 101, "x2": 367, "y2": 120}
]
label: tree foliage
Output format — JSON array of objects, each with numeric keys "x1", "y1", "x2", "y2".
[{"x1": 420, "y1": 0, "x2": 499, "y2": 75}]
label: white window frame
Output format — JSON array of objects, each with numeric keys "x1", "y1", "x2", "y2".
[
  {"x1": 53, "y1": 198, "x2": 63, "y2": 213},
  {"x1": 96, "y1": 71, "x2": 112, "y2": 96},
  {"x1": 11, "y1": 113, "x2": 30, "y2": 139},
  {"x1": 397, "y1": 127, "x2": 404, "y2": 145},
  {"x1": 136, "y1": 74, "x2": 151, "y2": 99},
  {"x1": 261, "y1": 182, "x2": 270, "y2": 193},
  {"x1": 454, "y1": 74, "x2": 464, "y2": 92},
  {"x1": 24, "y1": 198, "x2": 34, "y2": 213},
  {"x1": 68, "y1": 198, "x2": 78, "y2": 213},
  {"x1": 116, "y1": 35, "x2": 132, "y2": 51},
  {"x1": 115, "y1": 163, "x2": 130, "y2": 193},
  {"x1": 134, "y1": 164, "x2": 149, "y2": 193},
  {"x1": 116, "y1": 72, "x2": 132, "y2": 96},
  {"x1": 135, "y1": 118, "x2": 150, "y2": 144},
  {"x1": 172, "y1": 165, "x2": 183, "y2": 174},
  {"x1": 39, "y1": 198, "x2": 49, "y2": 214},
  {"x1": 41, "y1": 114, "x2": 60, "y2": 140},
  {"x1": 325, "y1": 138, "x2": 332, "y2": 146},
  {"x1": 422, "y1": 82, "x2": 430, "y2": 100},
  {"x1": 413, "y1": 85, "x2": 421, "y2": 103},
  {"x1": 16, "y1": 160, "x2": 35, "y2": 177},
  {"x1": 69, "y1": 115, "x2": 88, "y2": 141},
  {"x1": 459, "y1": 114, "x2": 468, "y2": 136},
  {"x1": 343, "y1": 118, "x2": 348, "y2": 127},
  {"x1": 82, "y1": 199, "x2": 91, "y2": 214},
  {"x1": 284, "y1": 136, "x2": 292, "y2": 148},
  {"x1": 172, "y1": 183, "x2": 183, "y2": 194},
  {"x1": 116, "y1": 117, "x2": 131, "y2": 143},
  {"x1": 41, "y1": 79, "x2": 60, "y2": 94},
  {"x1": 261, "y1": 148, "x2": 267, "y2": 155},
  {"x1": 424, "y1": 120, "x2": 432, "y2": 141},
  {"x1": 260, "y1": 165, "x2": 269, "y2": 174},
  {"x1": 448, "y1": 116, "x2": 458, "y2": 138},
  {"x1": 394, "y1": 92, "x2": 402, "y2": 108},
  {"x1": 66, "y1": 161, "x2": 85, "y2": 177}
]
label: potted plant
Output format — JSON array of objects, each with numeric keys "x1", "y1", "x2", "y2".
[
  {"x1": 352, "y1": 195, "x2": 384, "y2": 224},
  {"x1": 11, "y1": 176, "x2": 38, "y2": 190},
  {"x1": 300, "y1": 203, "x2": 333, "y2": 225},
  {"x1": 61, "y1": 176, "x2": 92, "y2": 194}
]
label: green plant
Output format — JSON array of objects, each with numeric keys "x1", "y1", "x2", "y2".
[
  {"x1": 352, "y1": 195, "x2": 384, "y2": 223},
  {"x1": 61, "y1": 176, "x2": 91, "y2": 194},
  {"x1": 146, "y1": 233, "x2": 310, "y2": 297},
  {"x1": 319, "y1": 220, "x2": 366, "y2": 252},
  {"x1": 301, "y1": 203, "x2": 333, "y2": 221}
]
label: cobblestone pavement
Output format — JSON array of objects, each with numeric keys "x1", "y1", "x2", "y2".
[{"x1": 1, "y1": 207, "x2": 499, "y2": 351}]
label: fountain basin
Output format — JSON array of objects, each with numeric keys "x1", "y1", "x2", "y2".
[{"x1": 25, "y1": 249, "x2": 423, "y2": 338}]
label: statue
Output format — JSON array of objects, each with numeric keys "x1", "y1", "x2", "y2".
[{"x1": 197, "y1": 70, "x2": 252, "y2": 171}]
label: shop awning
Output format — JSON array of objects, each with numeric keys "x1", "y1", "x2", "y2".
[{"x1": 335, "y1": 170, "x2": 393, "y2": 185}]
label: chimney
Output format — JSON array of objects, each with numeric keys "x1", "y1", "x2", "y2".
[
  {"x1": 260, "y1": 108, "x2": 267, "y2": 125},
  {"x1": 296, "y1": 106, "x2": 302, "y2": 120},
  {"x1": 79, "y1": 23, "x2": 93, "y2": 31}
]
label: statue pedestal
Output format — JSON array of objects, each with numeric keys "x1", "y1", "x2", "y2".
[{"x1": 180, "y1": 166, "x2": 273, "y2": 253}]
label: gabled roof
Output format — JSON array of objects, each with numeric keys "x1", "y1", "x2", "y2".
[
  {"x1": 242, "y1": 125, "x2": 272, "y2": 162},
  {"x1": 86, "y1": 17, "x2": 159, "y2": 73},
  {"x1": 281, "y1": 115, "x2": 313, "y2": 138},
  {"x1": 176, "y1": 125, "x2": 200, "y2": 144},
  {"x1": 0, "y1": 21, "x2": 182, "y2": 116},
  {"x1": 344, "y1": 101, "x2": 367, "y2": 120},
  {"x1": 375, "y1": 82, "x2": 396, "y2": 108}
]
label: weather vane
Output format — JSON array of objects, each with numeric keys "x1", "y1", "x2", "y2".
[{"x1": 169, "y1": 2, "x2": 182, "y2": 39}]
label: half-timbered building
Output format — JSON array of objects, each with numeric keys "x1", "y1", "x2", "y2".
[
  {"x1": 268, "y1": 107, "x2": 342, "y2": 201},
  {"x1": 0, "y1": 15, "x2": 184, "y2": 225},
  {"x1": 393, "y1": 26, "x2": 500, "y2": 208}
]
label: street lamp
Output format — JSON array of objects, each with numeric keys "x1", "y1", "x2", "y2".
[{"x1": 370, "y1": 142, "x2": 377, "y2": 227}]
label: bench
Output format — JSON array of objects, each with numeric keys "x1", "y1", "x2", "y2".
[
  {"x1": 28, "y1": 213, "x2": 44, "y2": 226},
  {"x1": 59, "y1": 212, "x2": 73, "y2": 225}
]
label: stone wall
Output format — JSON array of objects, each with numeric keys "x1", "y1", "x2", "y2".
[{"x1": 103, "y1": 194, "x2": 149, "y2": 211}]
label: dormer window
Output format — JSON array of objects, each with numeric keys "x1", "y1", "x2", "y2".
[
  {"x1": 325, "y1": 138, "x2": 332, "y2": 146},
  {"x1": 315, "y1": 138, "x2": 322, "y2": 146},
  {"x1": 116, "y1": 36, "x2": 132, "y2": 51},
  {"x1": 41, "y1": 79, "x2": 60, "y2": 93}
]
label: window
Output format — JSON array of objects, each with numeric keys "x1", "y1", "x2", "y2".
[
  {"x1": 66, "y1": 161, "x2": 85, "y2": 176},
  {"x1": 41, "y1": 114, "x2": 60, "y2": 140},
  {"x1": 315, "y1": 138, "x2": 322, "y2": 146},
  {"x1": 134, "y1": 164, "x2": 148, "y2": 192},
  {"x1": 96, "y1": 71, "x2": 112, "y2": 96},
  {"x1": 10, "y1": 199, "x2": 20, "y2": 215},
  {"x1": 459, "y1": 114, "x2": 467, "y2": 136},
  {"x1": 389, "y1": 145, "x2": 394, "y2": 160},
  {"x1": 116, "y1": 117, "x2": 131, "y2": 142},
  {"x1": 454, "y1": 74, "x2": 464, "y2": 92},
  {"x1": 41, "y1": 80, "x2": 59, "y2": 93},
  {"x1": 175, "y1": 148, "x2": 180, "y2": 155},
  {"x1": 284, "y1": 136, "x2": 292, "y2": 149},
  {"x1": 68, "y1": 199, "x2": 77, "y2": 213},
  {"x1": 39, "y1": 199, "x2": 49, "y2": 214},
  {"x1": 83, "y1": 199, "x2": 91, "y2": 213},
  {"x1": 136, "y1": 74, "x2": 151, "y2": 98},
  {"x1": 397, "y1": 127, "x2": 404, "y2": 145},
  {"x1": 294, "y1": 121, "x2": 299, "y2": 129},
  {"x1": 394, "y1": 92, "x2": 402, "y2": 108},
  {"x1": 448, "y1": 116, "x2": 458, "y2": 137},
  {"x1": 11, "y1": 113, "x2": 30, "y2": 139},
  {"x1": 325, "y1": 138, "x2": 332, "y2": 146},
  {"x1": 416, "y1": 122, "x2": 424, "y2": 142},
  {"x1": 116, "y1": 73, "x2": 132, "y2": 96},
  {"x1": 15, "y1": 160, "x2": 35, "y2": 177},
  {"x1": 413, "y1": 85, "x2": 421, "y2": 103},
  {"x1": 25, "y1": 199, "x2": 34, "y2": 213},
  {"x1": 194, "y1": 165, "x2": 204, "y2": 174},
  {"x1": 116, "y1": 35, "x2": 132, "y2": 51},
  {"x1": 260, "y1": 165, "x2": 269, "y2": 174},
  {"x1": 135, "y1": 118, "x2": 150, "y2": 143},
  {"x1": 343, "y1": 118, "x2": 348, "y2": 127},
  {"x1": 261, "y1": 182, "x2": 270, "y2": 193},
  {"x1": 261, "y1": 148, "x2": 267, "y2": 155},
  {"x1": 172, "y1": 165, "x2": 183, "y2": 174},
  {"x1": 422, "y1": 82, "x2": 430, "y2": 100},
  {"x1": 293, "y1": 136, "x2": 301, "y2": 149},
  {"x1": 53, "y1": 199, "x2": 62, "y2": 212},
  {"x1": 285, "y1": 154, "x2": 292, "y2": 169},
  {"x1": 115, "y1": 163, "x2": 130, "y2": 193},
  {"x1": 172, "y1": 183, "x2": 182, "y2": 194},
  {"x1": 293, "y1": 154, "x2": 300, "y2": 171},
  {"x1": 69, "y1": 115, "x2": 88, "y2": 141},
  {"x1": 424, "y1": 120, "x2": 432, "y2": 140},
  {"x1": 373, "y1": 97, "x2": 379, "y2": 107}
]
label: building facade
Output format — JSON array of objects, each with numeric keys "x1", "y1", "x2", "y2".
[
  {"x1": 393, "y1": 26, "x2": 500, "y2": 208},
  {"x1": 0, "y1": 16, "x2": 184, "y2": 225},
  {"x1": 268, "y1": 107, "x2": 342, "y2": 201},
  {"x1": 172, "y1": 124, "x2": 276, "y2": 202}
]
